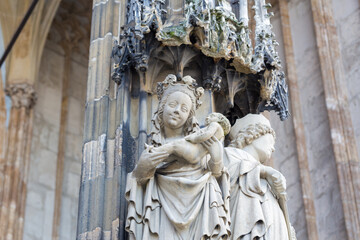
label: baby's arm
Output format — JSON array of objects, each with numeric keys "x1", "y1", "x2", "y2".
[
  {"x1": 208, "y1": 157, "x2": 224, "y2": 177},
  {"x1": 185, "y1": 122, "x2": 223, "y2": 143},
  {"x1": 201, "y1": 136, "x2": 224, "y2": 177},
  {"x1": 152, "y1": 140, "x2": 208, "y2": 164}
]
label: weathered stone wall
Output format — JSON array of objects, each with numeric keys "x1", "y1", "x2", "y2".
[
  {"x1": 332, "y1": 0, "x2": 360, "y2": 158},
  {"x1": 23, "y1": 41, "x2": 61, "y2": 240},
  {"x1": 22, "y1": 39, "x2": 87, "y2": 240},
  {"x1": 270, "y1": 0, "x2": 360, "y2": 239}
]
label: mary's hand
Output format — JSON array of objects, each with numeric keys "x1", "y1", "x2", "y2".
[
  {"x1": 133, "y1": 149, "x2": 169, "y2": 184},
  {"x1": 201, "y1": 136, "x2": 224, "y2": 176},
  {"x1": 261, "y1": 165, "x2": 287, "y2": 198}
]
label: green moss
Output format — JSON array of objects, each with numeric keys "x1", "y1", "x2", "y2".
[{"x1": 158, "y1": 23, "x2": 189, "y2": 42}]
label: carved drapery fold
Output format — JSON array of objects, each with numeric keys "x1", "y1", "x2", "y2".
[{"x1": 78, "y1": 0, "x2": 288, "y2": 239}]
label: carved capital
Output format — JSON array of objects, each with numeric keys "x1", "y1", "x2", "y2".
[{"x1": 5, "y1": 84, "x2": 37, "y2": 109}]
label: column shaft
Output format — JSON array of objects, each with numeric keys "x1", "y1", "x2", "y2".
[
  {"x1": 309, "y1": 0, "x2": 360, "y2": 238},
  {"x1": 0, "y1": 84, "x2": 36, "y2": 240},
  {"x1": 278, "y1": 1, "x2": 319, "y2": 239},
  {"x1": 52, "y1": 51, "x2": 71, "y2": 240},
  {"x1": 0, "y1": 70, "x2": 7, "y2": 202},
  {"x1": 77, "y1": 0, "x2": 122, "y2": 239}
]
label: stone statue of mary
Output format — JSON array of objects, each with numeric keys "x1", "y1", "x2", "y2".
[{"x1": 125, "y1": 74, "x2": 231, "y2": 240}]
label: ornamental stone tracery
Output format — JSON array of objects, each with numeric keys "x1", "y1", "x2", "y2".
[{"x1": 111, "y1": 0, "x2": 290, "y2": 122}]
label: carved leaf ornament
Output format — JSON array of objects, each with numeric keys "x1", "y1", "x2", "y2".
[{"x1": 111, "y1": 0, "x2": 289, "y2": 121}]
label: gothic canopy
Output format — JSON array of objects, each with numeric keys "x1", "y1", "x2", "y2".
[{"x1": 111, "y1": 0, "x2": 289, "y2": 122}]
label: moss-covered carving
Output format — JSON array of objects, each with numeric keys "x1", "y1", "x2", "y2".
[
  {"x1": 156, "y1": 0, "x2": 253, "y2": 72},
  {"x1": 112, "y1": 0, "x2": 289, "y2": 121}
]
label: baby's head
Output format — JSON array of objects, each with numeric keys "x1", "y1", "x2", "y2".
[{"x1": 205, "y1": 113, "x2": 231, "y2": 136}]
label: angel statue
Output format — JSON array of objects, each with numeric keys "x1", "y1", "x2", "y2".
[{"x1": 224, "y1": 113, "x2": 297, "y2": 240}]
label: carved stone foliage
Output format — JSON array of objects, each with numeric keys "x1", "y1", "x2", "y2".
[
  {"x1": 157, "y1": 0, "x2": 253, "y2": 71},
  {"x1": 5, "y1": 84, "x2": 37, "y2": 109},
  {"x1": 111, "y1": 0, "x2": 289, "y2": 121}
]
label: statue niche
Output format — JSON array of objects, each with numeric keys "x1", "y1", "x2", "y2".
[
  {"x1": 125, "y1": 74, "x2": 296, "y2": 240},
  {"x1": 110, "y1": 0, "x2": 294, "y2": 239}
]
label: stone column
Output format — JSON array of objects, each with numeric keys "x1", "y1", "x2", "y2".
[
  {"x1": 239, "y1": 0, "x2": 249, "y2": 26},
  {"x1": 0, "y1": 84, "x2": 36, "y2": 240},
  {"x1": 309, "y1": 0, "x2": 360, "y2": 239},
  {"x1": 52, "y1": 48, "x2": 71, "y2": 240},
  {"x1": 50, "y1": 3, "x2": 91, "y2": 237},
  {"x1": 0, "y1": 71, "x2": 7, "y2": 200},
  {"x1": 77, "y1": 1, "x2": 124, "y2": 239},
  {"x1": 0, "y1": 1, "x2": 61, "y2": 239},
  {"x1": 278, "y1": 1, "x2": 319, "y2": 239}
]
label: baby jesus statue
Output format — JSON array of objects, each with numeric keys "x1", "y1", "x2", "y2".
[{"x1": 148, "y1": 112, "x2": 231, "y2": 176}]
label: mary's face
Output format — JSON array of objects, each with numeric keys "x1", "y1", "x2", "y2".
[
  {"x1": 252, "y1": 133, "x2": 275, "y2": 163},
  {"x1": 163, "y1": 91, "x2": 192, "y2": 130}
]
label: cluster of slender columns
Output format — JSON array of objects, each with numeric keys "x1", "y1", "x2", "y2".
[
  {"x1": 277, "y1": 0, "x2": 360, "y2": 239},
  {"x1": 309, "y1": 0, "x2": 360, "y2": 238},
  {"x1": 277, "y1": 1, "x2": 319, "y2": 239},
  {"x1": 77, "y1": 1, "x2": 123, "y2": 239}
]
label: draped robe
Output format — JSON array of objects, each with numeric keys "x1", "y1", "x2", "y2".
[
  {"x1": 224, "y1": 147, "x2": 289, "y2": 240},
  {"x1": 126, "y1": 156, "x2": 231, "y2": 240}
]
